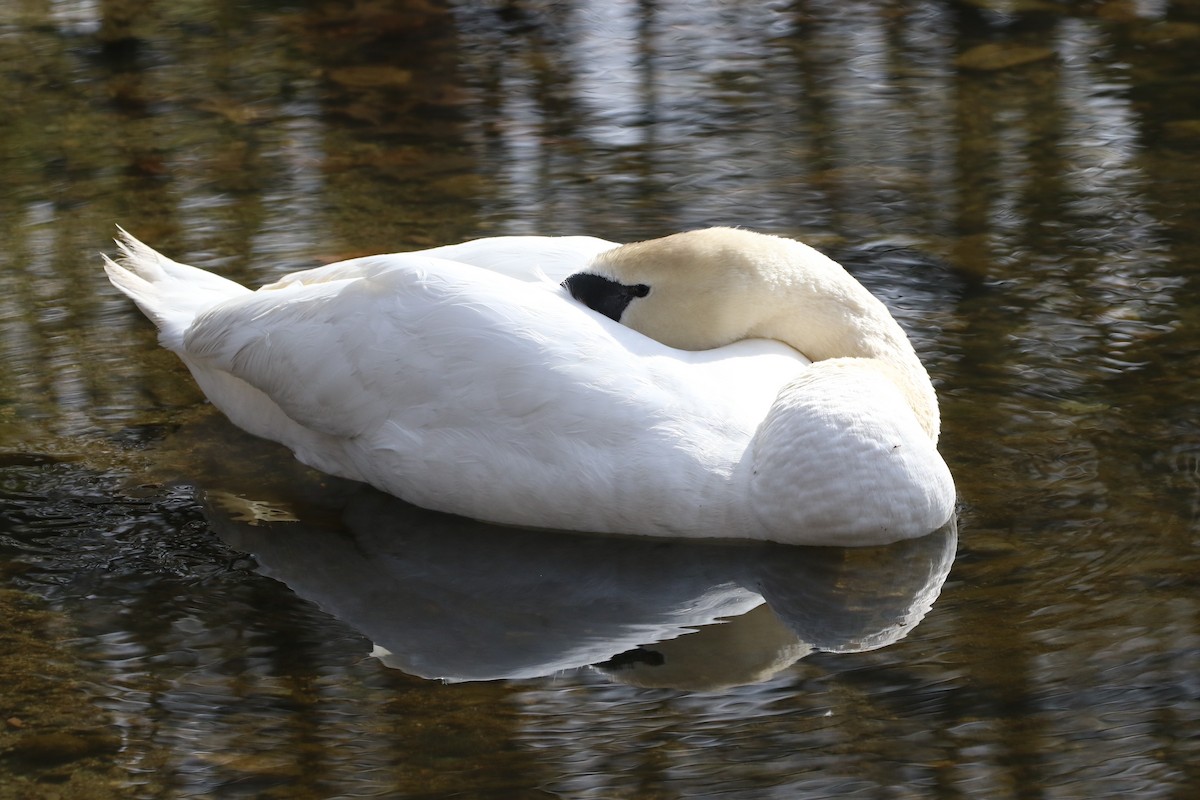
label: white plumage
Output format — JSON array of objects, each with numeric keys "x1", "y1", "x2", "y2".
[{"x1": 103, "y1": 227, "x2": 954, "y2": 546}]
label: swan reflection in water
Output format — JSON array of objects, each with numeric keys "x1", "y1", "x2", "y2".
[{"x1": 202, "y1": 483, "x2": 956, "y2": 691}]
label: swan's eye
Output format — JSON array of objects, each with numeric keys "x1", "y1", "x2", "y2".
[{"x1": 630, "y1": 284, "x2": 650, "y2": 298}]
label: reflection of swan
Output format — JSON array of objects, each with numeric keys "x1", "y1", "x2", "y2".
[
  {"x1": 594, "y1": 605, "x2": 813, "y2": 691},
  {"x1": 105, "y1": 227, "x2": 953, "y2": 546},
  {"x1": 202, "y1": 482, "x2": 957, "y2": 689}
]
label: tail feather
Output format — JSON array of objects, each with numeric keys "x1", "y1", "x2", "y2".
[{"x1": 102, "y1": 227, "x2": 250, "y2": 350}]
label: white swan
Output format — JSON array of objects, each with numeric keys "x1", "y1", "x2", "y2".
[{"x1": 103, "y1": 227, "x2": 954, "y2": 546}]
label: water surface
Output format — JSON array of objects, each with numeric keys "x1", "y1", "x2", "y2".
[{"x1": 2, "y1": 0, "x2": 1200, "y2": 797}]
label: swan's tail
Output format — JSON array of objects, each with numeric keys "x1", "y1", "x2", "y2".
[{"x1": 102, "y1": 227, "x2": 250, "y2": 350}]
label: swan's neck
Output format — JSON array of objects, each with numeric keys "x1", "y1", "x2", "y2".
[
  {"x1": 754, "y1": 272, "x2": 941, "y2": 442},
  {"x1": 589, "y1": 229, "x2": 941, "y2": 440}
]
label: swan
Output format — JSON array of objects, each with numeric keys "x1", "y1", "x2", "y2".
[{"x1": 102, "y1": 227, "x2": 954, "y2": 546}]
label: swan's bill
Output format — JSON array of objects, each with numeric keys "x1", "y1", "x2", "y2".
[{"x1": 562, "y1": 272, "x2": 651, "y2": 322}]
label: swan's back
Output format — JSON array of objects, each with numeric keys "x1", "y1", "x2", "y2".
[{"x1": 263, "y1": 235, "x2": 618, "y2": 289}]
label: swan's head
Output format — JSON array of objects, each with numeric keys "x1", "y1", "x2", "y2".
[
  {"x1": 563, "y1": 227, "x2": 849, "y2": 353},
  {"x1": 563, "y1": 227, "x2": 942, "y2": 440}
]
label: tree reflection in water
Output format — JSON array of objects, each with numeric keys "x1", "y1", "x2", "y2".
[{"x1": 0, "y1": 0, "x2": 1198, "y2": 797}]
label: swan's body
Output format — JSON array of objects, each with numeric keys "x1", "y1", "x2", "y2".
[{"x1": 103, "y1": 227, "x2": 954, "y2": 546}]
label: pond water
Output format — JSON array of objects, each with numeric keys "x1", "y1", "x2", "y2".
[{"x1": 2, "y1": 0, "x2": 1200, "y2": 797}]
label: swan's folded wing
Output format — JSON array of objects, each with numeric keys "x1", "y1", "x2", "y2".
[
  {"x1": 176, "y1": 257, "x2": 785, "y2": 535},
  {"x1": 183, "y1": 256, "x2": 608, "y2": 440}
]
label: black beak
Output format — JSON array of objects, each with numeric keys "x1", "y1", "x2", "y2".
[{"x1": 562, "y1": 273, "x2": 650, "y2": 323}]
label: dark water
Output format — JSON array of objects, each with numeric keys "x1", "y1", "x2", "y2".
[{"x1": 2, "y1": 0, "x2": 1200, "y2": 797}]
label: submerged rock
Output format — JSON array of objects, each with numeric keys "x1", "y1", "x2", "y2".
[
  {"x1": 5, "y1": 730, "x2": 121, "y2": 765},
  {"x1": 956, "y1": 43, "x2": 1055, "y2": 71}
]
